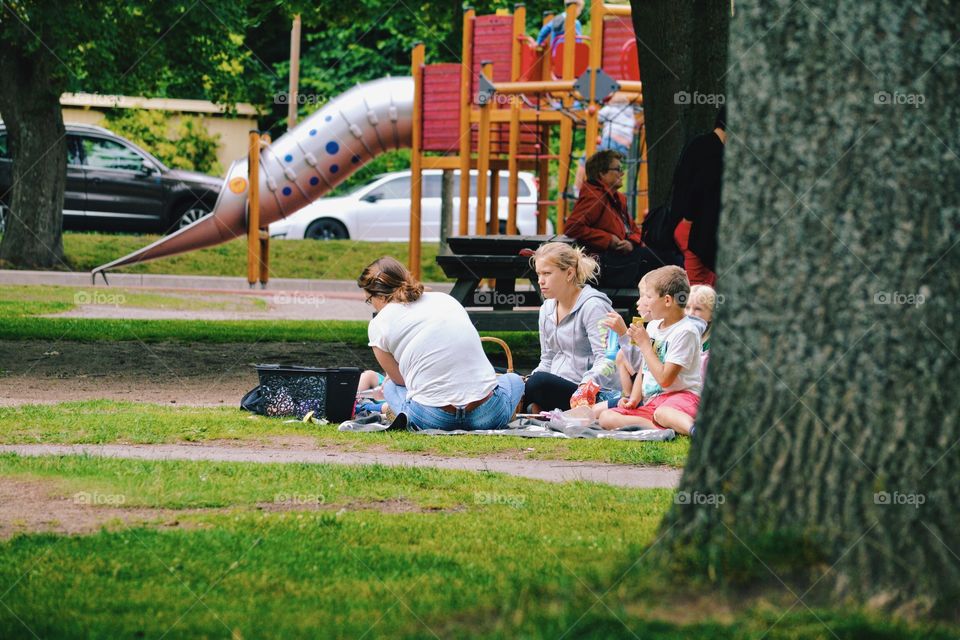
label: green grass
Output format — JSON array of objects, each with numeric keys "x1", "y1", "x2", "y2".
[
  {"x1": 0, "y1": 401, "x2": 691, "y2": 467},
  {"x1": 58, "y1": 232, "x2": 451, "y2": 281},
  {"x1": 0, "y1": 284, "x2": 267, "y2": 314},
  {"x1": 0, "y1": 284, "x2": 540, "y2": 360},
  {"x1": 0, "y1": 454, "x2": 952, "y2": 639}
]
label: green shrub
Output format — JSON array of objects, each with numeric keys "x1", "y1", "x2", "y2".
[{"x1": 102, "y1": 109, "x2": 222, "y2": 175}]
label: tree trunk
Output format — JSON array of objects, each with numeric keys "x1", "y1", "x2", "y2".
[
  {"x1": 630, "y1": 0, "x2": 729, "y2": 209},
  {"x1": 0, "y1": 48, "x2": 66, "y2": 269},
  {"x1": 661, "y1": 0, "x2": 960, "y2": 617}
]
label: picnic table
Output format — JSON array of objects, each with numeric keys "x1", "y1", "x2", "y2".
[{"x1": 436, "y1": 234, "x2": 639, "y2": 330}]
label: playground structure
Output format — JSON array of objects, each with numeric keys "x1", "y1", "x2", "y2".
[
  {"x1": 409, "y1": 0, "x2": 645, "y2": 278},
  {"x1": 92, "y1": 0, "x2": 646, "y2": 286}
]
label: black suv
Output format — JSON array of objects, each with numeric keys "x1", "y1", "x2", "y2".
[{"x1": 0, "y1": 123, "x2": 223, "y2": 234}]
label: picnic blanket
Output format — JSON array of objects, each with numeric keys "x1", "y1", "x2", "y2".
[{"x1": 338, "y1": 411, "x2": 676, "y2": 442}]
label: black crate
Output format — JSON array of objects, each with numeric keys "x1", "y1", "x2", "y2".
[{"x1": 254, "y1": 365, "x2": 361, "y2": 422}]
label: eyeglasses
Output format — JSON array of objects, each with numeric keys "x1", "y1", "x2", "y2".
[
  {"x1": 606, "y1": 165, "x2": 624, "y2": 174},
  {"x1": 364, "y1": 293, "x2": 375, "y2": 305}
]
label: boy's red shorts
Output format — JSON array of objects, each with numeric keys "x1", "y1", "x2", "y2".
[{"x1": 610, "y1": 390, "x2": 700, "y2": 428}]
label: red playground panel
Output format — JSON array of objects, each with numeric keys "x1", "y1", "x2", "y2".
[
  {"x1": 467, "y1": 14, "x2": 541, "y2": 156},
  {"x1": 549, "y1": 36, "x2": 591, "y2": 78},
  {"x1": 602, "y1": 15, "x2": 640, "y2": 81},
  {"x1": 422, "y1": 63, "x2": 462, "y2": 152},
  {"x1": 470, "y1": 14, "x2": 514, "y2": 100}
]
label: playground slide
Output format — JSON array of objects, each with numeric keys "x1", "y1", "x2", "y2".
[{"x1": 92, "y1": 76, "x2": 414, "y2": 275}]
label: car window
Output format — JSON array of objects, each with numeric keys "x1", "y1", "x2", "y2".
[
  {"x1": 66, "y1": 137, "x2": 83, "y2": 166},
  {"x1": 367, "y1": 177, "x2": 410, "y2": 200},
  {"x1": 81, "y1": 136, "x2": 146, "y2": 172}
]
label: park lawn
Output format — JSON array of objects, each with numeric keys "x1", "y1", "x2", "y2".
[
  {"x1": 0, "y1": 401, "x2": 690, "y2": 467},
  {"x1": 59, "y1": 232, "x2": 452, "y2": 282},
  {"x1": 0, "y1": 285, "x2": 540, "y2": 360},
  {"x1": 0, "y1": 455, "x2": 952, "y2": 639},
  {"x1": 0, "y1": 284, "x2": 268, "y2": 314}
]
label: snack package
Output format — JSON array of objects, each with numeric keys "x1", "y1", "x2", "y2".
[
  {"x1": 630, "y1": 316, "x2": 646, "y2": 346},
  {"x1": 570, "y1": 380, "x2": 600, "y2": 408}
]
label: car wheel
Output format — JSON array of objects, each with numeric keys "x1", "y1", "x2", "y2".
[
  {"x1": 170, "y1": 202, "x2": 212, "y2": 233},
  {"x1": 305, "y1": 219, "x2": 349, "y2": 240}
]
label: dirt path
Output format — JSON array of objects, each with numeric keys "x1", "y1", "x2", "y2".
[
  {"x1": 0, "y1": 443, "x2": 682, "y2": 489},
  {"x1": 0, "y1": 340, "x2": 531, "y2": 407},
  {"x1": 0, "y1": 477, "x2": 454, "y2": 539},
  {"x1": 0, "y1": 340, "x2": 379, "y2": 406}
]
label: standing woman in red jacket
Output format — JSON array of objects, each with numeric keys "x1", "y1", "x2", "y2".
[{"x1": 565, "y1": 150, "x2": 664, "y2": 288}]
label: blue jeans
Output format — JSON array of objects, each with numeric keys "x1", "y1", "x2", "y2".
[{"x1": 382, "y1": 373, "x2": 525, "y2": 431}]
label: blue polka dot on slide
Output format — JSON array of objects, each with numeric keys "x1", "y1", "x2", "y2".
[
  {"x1": 309, "y1": 129, "x2": 317, "y2": 136},
  {"x1": 325, "y1": 141, "x2": 339, "y2": 154},
  {"x1": 309, "y1": 176, "x2": 319, "y2": 186},
  {"x1": 330, "y1": 165, "x2": 339, "y2": 174},
  {"x1": 351, "y1": 155, "x2": 360, "y2": 164},
  {"x1": 284, "y1": 154, "x2": 293, "y2": 163},
  {"x1": 324, "y1": 115, "x2": 332, "y2": 122},
  {"x1": 282, "y1": 186, "x2": 292, "y2": 196}
]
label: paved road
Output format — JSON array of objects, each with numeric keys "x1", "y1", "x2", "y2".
[{"x1": 1, "y1": 269, "x2": 454, "y2": 321}]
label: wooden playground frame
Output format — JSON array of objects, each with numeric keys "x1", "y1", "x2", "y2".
[{"x1": 407, "y1": 0, "x2": 647, "y2": 279}]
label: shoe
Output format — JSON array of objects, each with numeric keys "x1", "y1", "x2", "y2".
[
  {"x1": 387, "y1": 412, "x2": 408, "y2": 431},
  {"x1": 689, "y1": 425, "x2": 696, "y2": 438}
]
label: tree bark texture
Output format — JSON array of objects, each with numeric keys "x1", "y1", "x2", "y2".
[
  {"x1": 661, "y1": 0, "x2": 960, "y2": 617},
  {"x1": 0, "y1": 46, "x2": 66, "y2": 268},
  {"x1": 631, "y1": 0, "x2": 729, "y2": 209}
]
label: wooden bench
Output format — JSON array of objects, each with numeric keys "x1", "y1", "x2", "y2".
[{"x1": 437, "y1": 235, "x2": 641, "y2": 330}]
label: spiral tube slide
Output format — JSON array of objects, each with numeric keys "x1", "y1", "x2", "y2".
[{"x1": 92, "y1": 76, "x2": 414, "y2": 276}]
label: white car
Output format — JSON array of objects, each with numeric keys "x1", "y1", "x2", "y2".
[{"x1": 268, "y1": 169, "x2": 552, "y2": 241}]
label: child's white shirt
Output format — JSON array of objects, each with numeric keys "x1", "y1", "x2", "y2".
[{"x1": 618, "y1": 315, "x2": 706, "y2": 400}]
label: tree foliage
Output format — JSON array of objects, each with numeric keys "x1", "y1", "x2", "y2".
[
  {"x1": 102, "y1": 110, "x2": 223, "y2": 175},
  {"x1": 0, "y1": 0, "x2": 270, "y2": 267},
  {"x1": 265, "y1": 0, "x2": 574, "y2": 130}
]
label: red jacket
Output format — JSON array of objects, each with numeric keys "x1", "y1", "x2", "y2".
[{"x1": 565, "y1": 180, "x2": 642, "y2": 252}]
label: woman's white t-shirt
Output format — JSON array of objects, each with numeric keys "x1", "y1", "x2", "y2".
[{"x1": 367, "y1": 292, "x2": 497, "y2": 407}]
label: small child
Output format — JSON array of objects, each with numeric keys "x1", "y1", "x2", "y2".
[
  {"x1": 685, "y1": 284, "x2": 715, "y2": 383},
  {"x1": 597, "y1": 266, "x2": 706, "y2": 435},
  {"x1": 356, "y1": 369, "x2": 385, "y2": 413},
  {"x1": 358, "y1": 370, "x2": 384, "y2": 394}
]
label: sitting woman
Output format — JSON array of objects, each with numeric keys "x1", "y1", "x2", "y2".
[
  {"x1": 564, "y1": 149, "x2": 647, "y2": 289},
  {"x1": 564, "y1": 149, "x2": 674, "y2": 289},
  {"x1": 524, "y1": 242, "x2": 619, "y2": 412},
  {"x1": 358, "y1": 256, "x2": 524, "y2": 430}
]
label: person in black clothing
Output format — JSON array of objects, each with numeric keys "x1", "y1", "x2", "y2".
[{"x1": 671, "y1": 106, "x2": 726, "y2": 286}]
